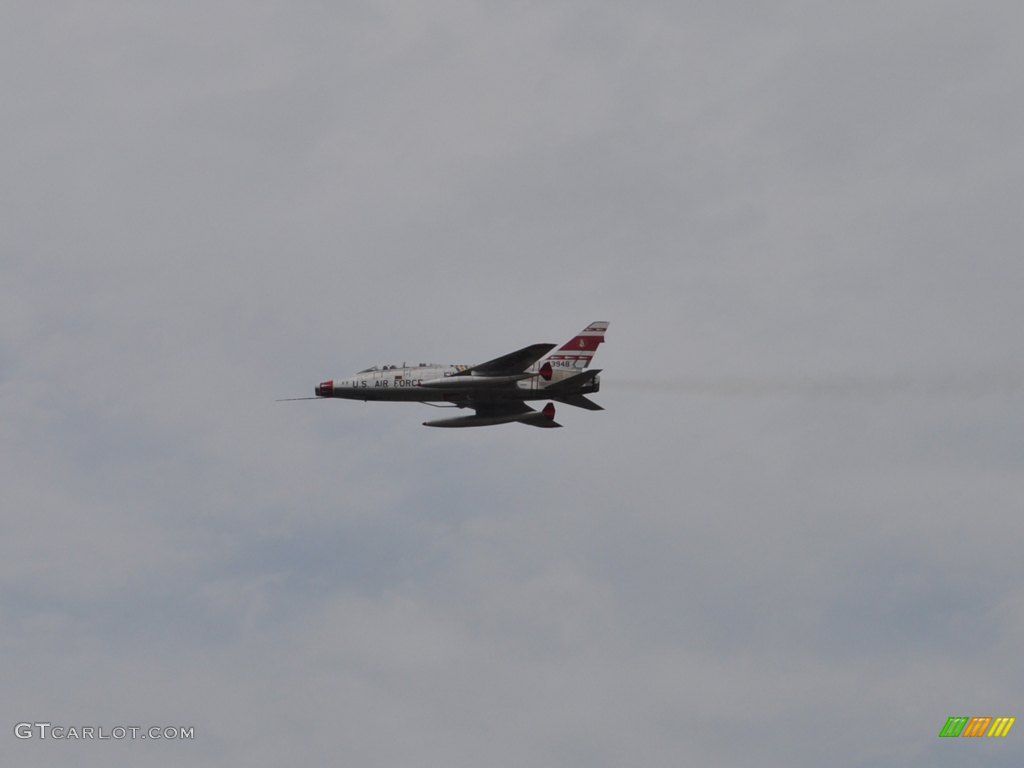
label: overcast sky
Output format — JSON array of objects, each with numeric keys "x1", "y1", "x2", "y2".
[{"x1": 2, "y1": 2, "x2": 1023, "y2": 766}]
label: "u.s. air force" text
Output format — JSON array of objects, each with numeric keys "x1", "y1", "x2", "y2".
[{"x1": 354, "y1": 379, "x2": 424, "y2": 389}]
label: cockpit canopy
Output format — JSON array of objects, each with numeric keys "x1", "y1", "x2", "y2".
[{"x1": 356, "y1": 363, "x2": 440, "y2": 373}]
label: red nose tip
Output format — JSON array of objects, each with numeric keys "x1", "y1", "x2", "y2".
[
  {"x1": 542, "y1": 402, "x2": 556, "y2": 419},
  {"x1": 316, "y1": 380, "x2": 334, "y2": 396}
]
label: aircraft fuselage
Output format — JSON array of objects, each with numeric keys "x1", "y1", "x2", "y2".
[{"x1": 315, "y1": 363, "x2": 600, "y2": 403}]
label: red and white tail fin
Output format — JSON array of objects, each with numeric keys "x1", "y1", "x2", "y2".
[{"x1": 537, "y1": 321, "x2": 608, "y2": 377}]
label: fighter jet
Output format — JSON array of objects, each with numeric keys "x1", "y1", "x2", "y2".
[{"x1": 301, "y1": 322, "x2": 608, "y2": 428}]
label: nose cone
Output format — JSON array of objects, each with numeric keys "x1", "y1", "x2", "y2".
[{"x1": 316, "y1": 380, "x2": 334, "y2": 397}]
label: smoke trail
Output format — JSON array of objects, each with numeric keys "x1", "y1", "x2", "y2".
[{"x1": 608, "y1": 373, "x2": 1024, "y2": 399}]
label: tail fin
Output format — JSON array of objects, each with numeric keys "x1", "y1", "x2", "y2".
[{"x1": 537, "y1": 321, "x2": 608, "y2": 376}]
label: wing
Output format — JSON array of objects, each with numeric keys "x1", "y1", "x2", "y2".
[
  {"x1": 550, "y1": 394, "x2": 604, "y2": 411},
  {"x1": 475, "y1": 401, "x2": 562, "y2": 428},
  {"x1": 422, "y1": 401, "x2": 562, "y2": 428},
  {"x1": 457, "y1": 343, "x2": 556, "y2": 376},
  {"x1": 474, "y1": 401, "x2": 533, "y2": 418}
]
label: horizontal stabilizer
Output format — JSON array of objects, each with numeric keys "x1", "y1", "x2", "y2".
[{"x1": 552, "y1": 394, "x2": 604, "y2": 411}]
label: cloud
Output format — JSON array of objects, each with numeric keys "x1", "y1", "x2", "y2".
[{"x1": 2, "y1": 2, "x2": 1023, "y2": 766}]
